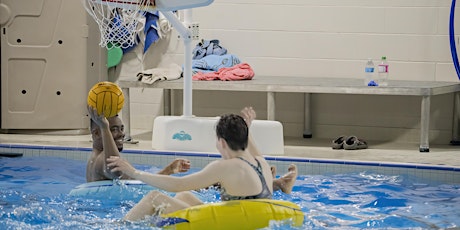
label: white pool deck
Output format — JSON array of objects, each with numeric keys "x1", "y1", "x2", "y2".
[{"x1": 0, "y1": 129, "x2": 459, "y2": 168}]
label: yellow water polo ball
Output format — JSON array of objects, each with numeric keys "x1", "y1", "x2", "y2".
[{"x1": 87, "y1": 81, "x2": 124, "y2": 118}]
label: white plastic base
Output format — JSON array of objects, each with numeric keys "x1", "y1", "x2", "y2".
[{"x1": 152, "y1": 116, "x2": 284, "y2": 155}]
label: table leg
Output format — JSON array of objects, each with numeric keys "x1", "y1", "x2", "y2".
[
  {"x1": 121, "y1": 87, "x2": 133, "y2": 141},
  {"x1": 304, "y1": 93, "x2": 312, "y2": 138},
  {"x1": 171, "y1": 89, "x2": 177, "y2": 116},
  {"x1": 164, "y1": 89, "x2": 171, "y2": 116},
  {"x1": 451, "y1": 92, "x2": 460, "y2": 145},
  {"x1": 267, "y1": 92, "x2": 275, "y2": 120},
  {"x1": 419, "y1": 95, "x2": 430, "y2": 152}
]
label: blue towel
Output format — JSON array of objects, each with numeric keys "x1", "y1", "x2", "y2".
[
  {"x1": 143, "y1": 12, "x2": 160, "y2": 53},
  {"x1": 192, "y1": 54, "x2": 241, "y2": 73},
  {"x1": 192, "y1": 39, "x2": 227, "y2": 60},
  {"x1": 121, "y1": 12, "x2": 160, "y2": 54}
]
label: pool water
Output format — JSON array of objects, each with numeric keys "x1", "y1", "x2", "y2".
[{"x1": 1, "y1": 156, "x2": 459, "y2": 229}]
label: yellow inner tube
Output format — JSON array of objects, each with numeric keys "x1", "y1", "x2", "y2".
[{"x1": 159, "y1": 199, "x2": 304, "y2": 230}]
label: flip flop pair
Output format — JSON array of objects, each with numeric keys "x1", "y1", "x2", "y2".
[{"x1": 332, "y1": 135, "x2": 368, "y2": 150}]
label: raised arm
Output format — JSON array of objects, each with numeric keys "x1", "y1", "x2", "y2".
[
  {"x1": 241, "y1": 107, "x2": 263, "y2": 157},
  {"x1": 87, "y1": 105, "x2": 124, "y2": 179}
]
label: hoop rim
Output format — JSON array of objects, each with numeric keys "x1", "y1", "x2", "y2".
[
  {"x1": 88, "y1": 0, "x2": 156, "y2": 11},
  {"x1": 98, "y1": 0, "x2": 155, "y2": 5}
]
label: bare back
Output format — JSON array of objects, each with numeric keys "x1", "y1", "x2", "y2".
[{"x1": 217, "y1": 156, "x2": 273, "y2": 197}]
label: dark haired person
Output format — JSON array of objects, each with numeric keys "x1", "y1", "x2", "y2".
[{"x1": 107, "y1": 107, "x2": 296, "y2": 221}]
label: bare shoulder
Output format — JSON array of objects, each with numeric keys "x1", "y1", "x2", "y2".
[
  {"x1": 199, "y1": 160, "x2": 221, "y2": 172},
  {"x1": 203, "y1": 159, "x2": 240, "y2": 172},
  {"x1": 255, "y1": 156, "x2": 269, "y2": 165},
  {"x1": 205, "y1": 159, "x2": 229, "y2": 169}
]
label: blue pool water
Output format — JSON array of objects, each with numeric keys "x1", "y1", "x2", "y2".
[{"x1": 1, "y1": 156, "x2": 459, "y2": 229}]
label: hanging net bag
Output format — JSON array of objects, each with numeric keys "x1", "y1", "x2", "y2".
[{"x1": 81, "y1": 0, "x2": 156, "y2": 49}]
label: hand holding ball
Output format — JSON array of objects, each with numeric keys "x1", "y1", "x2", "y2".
[{"x1": 87, "y1": 81, "x2": 124, "y2": 118}]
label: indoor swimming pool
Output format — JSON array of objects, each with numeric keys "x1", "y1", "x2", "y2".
[{"x1": 1, "y1": 151, "x2": 459, "y2": 229}]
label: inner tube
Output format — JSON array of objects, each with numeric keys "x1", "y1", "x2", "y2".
[
  {"x1": 69, "y1": 180, "x2": 305, "y2": 229},
  {"x1": 69, "y1": 180, "x2": 155, "y2": 200},
  {"x1": 158, "y1": 199, "x2": 304, "y2": 230}
]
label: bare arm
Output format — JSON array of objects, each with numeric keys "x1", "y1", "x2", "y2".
[
  {"x1": 87, "y1": 106, "x2": 123, "y2": 179},
  {"x1": 107, "y1": 156, "x2": 221, "y2": 192},
  {"x1": 157, "y1": 158, "x2": 191, "y2": 175},
  {"x1": 241, "y1": 107, "x2": 263, "y2": 157}
]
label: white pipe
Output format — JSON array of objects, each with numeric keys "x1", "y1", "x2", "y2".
[
  {"x1": 183, "y1": 37, "x2": 193, "y2": 117},
  {"x1": 184, "y1": 9, "x2": 193, "y2": 23},
  {"x1": 160, "y1": 11, "x2": 193, "y2": 117},
  {"x1": 161, "y1": 11, "x2": 191, "y2": 42},
  {"x1": 183, "y1": 9, "x2": 193, "y2": 117}
]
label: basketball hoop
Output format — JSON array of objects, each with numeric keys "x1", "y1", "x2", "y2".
[
  {"x1": 81, "y1": 0, "x2": 156, "y2": 49},
  {"x1": 83, "y1": 0, "x2": 214, "y2": 122}
]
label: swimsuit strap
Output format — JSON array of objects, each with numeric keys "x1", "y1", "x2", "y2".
[
  {"x1": 219, "y1": 156, "x2": 272, "y2": 201},
  {"x1": 237, "y1": 157, "x2": 271, "y2": 194},
  {"x1": 237, "y1": 157, "x2": 263, "y2": 175},
  {"x1": 237, "y1": 157, "x2": 272, "y2": 197}
]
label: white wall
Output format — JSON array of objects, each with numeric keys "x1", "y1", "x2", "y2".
[{"x1": 118, "y1": 0, "x2": 459, "y2": 144}]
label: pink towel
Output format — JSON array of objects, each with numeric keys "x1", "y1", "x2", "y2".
[{"x1": 192, "y1": 63, "x2": 255, "y2": 81}]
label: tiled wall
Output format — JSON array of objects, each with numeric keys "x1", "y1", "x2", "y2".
[
  {"x1": 1, "y1": 144, "x2": 459, "y2": 184},
  {"x1": 117, "y1": 1, "x2": 459, "y2": 144}
]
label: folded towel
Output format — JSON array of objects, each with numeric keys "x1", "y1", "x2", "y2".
[
  {"x1": 192, "y1": 54, "x2": 241, "y2": 73},
  {"x1": 137, "y1": 63, "x2": 182, "y2": 84},
  {"x1": 192, "y1": 39, "x2": 227, "y2": 60},
  {"x1": 192, "y1": 63, "x2": 254, "y2": 81}
]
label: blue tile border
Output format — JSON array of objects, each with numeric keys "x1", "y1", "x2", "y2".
[
  {"x1": 1, "y1": 143, "x2": 459, "y2": 173},
  {"x1": 4, "y1": 144, "x2": 92, "y2": 152}
]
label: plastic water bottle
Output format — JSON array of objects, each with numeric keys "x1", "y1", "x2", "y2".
[
  {"x1": 378, "y1": 56, "x2": 389, "y2": 86},
  {"x1": 364, "y1": 58, "x2": 376, "y2": 86}
]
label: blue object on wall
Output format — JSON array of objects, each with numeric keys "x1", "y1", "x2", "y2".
[
  {"x1": 143, "y1": 12, "x2": 160, "y2": 53},
  {"x1": 450, "y1": 0, "x2": 460, "y2": 80}
]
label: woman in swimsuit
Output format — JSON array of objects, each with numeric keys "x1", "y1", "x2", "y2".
[{"x1": 107, "y1": 107, "x2": 276, "y2": 221}]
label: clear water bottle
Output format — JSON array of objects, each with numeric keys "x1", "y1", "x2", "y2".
[
  {"x1": 364, "y1": 58, "x2": 376, "y2": 86},
  {"x1": 378, "y1": 56, "x2": 389, "y2": 86}
]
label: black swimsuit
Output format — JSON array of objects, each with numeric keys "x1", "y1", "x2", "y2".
[{"x1": 220, "y1": 157, "x2": 272, "y2": 201}]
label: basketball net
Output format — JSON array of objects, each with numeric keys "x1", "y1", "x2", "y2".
[
  {"x1": 81, "y1": 0, "x2": 156, "y2": 49},
  {"x1": 83, "y1": 0, "x2": 213, "y2": 119}
]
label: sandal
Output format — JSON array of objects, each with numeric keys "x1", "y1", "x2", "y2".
[
  {"x1": 343, "y1": 136, "x2": 368, "y2": 150},
  {"x1": 332, "y1": 135, "x2": 347, "y2": 149}
]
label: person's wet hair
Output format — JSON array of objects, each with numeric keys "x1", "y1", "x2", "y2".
[{"x1": 216, "y1": 114, "x2": 248, "y2": 151}]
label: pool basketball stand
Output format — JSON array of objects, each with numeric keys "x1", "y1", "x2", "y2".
[{"x1": 83, "y1": 0, "x2": 285, "y2": 154}]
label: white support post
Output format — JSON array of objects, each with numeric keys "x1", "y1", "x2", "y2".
[
  {"x1": 452, "y1": 92, "x2": 460, "y2": 144},
  {"x1": 303, "y1": 93, "x2": 312, "y2": 138},
  {"x1": 267, "y1": 92, "x2": 275, "y2": 120},
  {"x1": 420, "y1": 95, "x2": 431, "y2": 152},
  {"x1": 161, "y1": 10, "x2": 193, "y2": 117}
]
